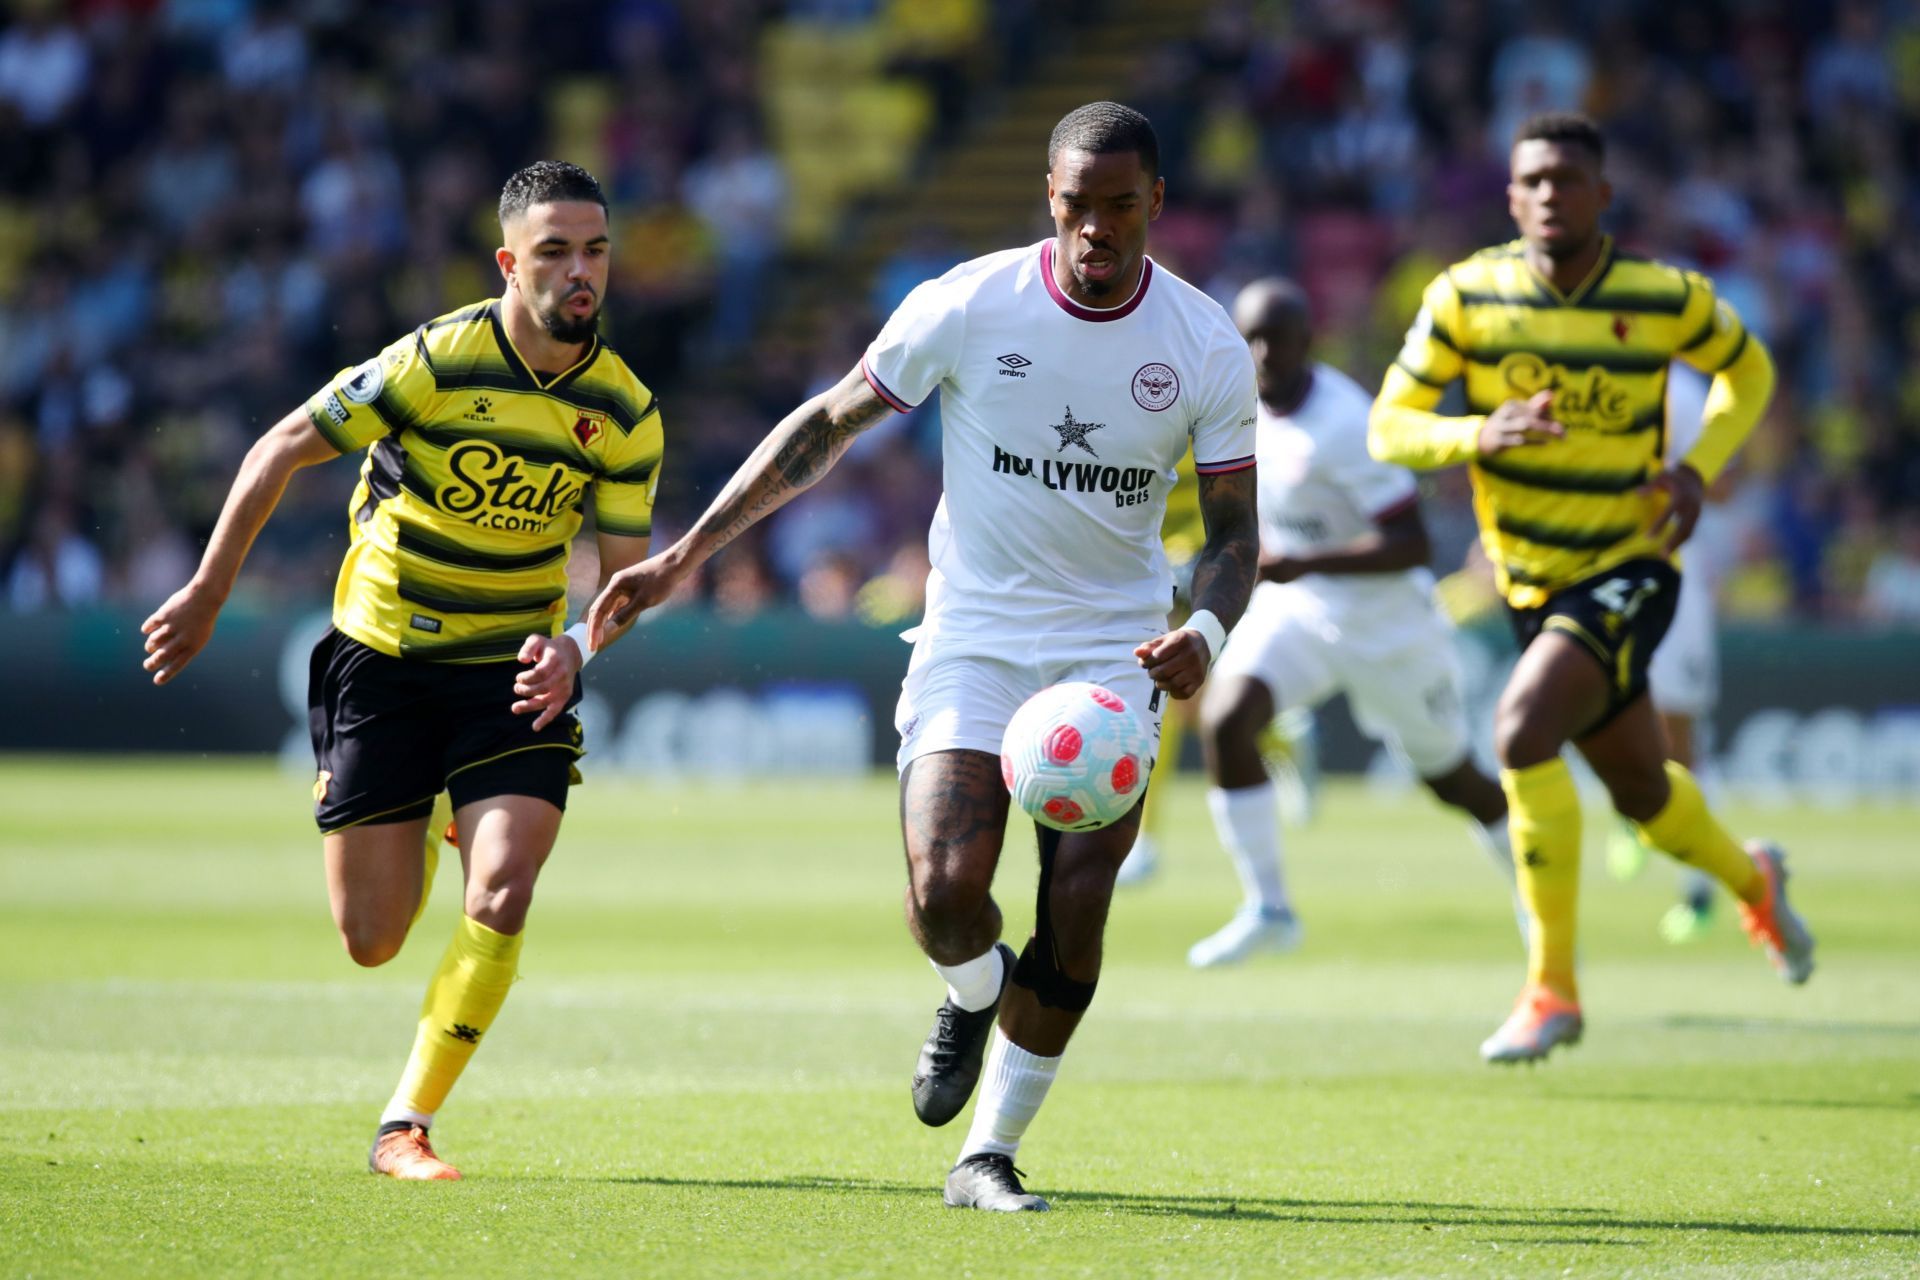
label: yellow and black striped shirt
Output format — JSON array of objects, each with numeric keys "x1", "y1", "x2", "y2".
[
  {"x1": 1370, "y1": 237, "x2": 1773, "y2": 608},
  {"x1": 304, "y1": 300, "x2": 664, "y2": 662}
]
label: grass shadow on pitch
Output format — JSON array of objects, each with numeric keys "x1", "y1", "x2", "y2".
[
  {"x1": 607, "y1": 1174, "x2": 1497, "y2": 1215},
  {"x1": 605, "y1": 1176, "x2": 1920, "y2": 1239},
  {"x1": 1658, "y1": 1014, "x2": 1920, "y2": 1038},
  {"x1": 1481, "y1": 1236, "x2": 1639, "y2": 1248},
  {"x1": 1067, "y1": 1194, "x2": 1920, "y2": 1240},
  {"x1": 1544, "y1": 1090, "x2": 1920, "y2": 1114}
]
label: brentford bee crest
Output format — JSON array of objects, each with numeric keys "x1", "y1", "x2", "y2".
[{"x1": 1132, "y1": 362, "x2": 1179, "y2": 411}]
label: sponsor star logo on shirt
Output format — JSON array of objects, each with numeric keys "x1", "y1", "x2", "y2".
[{"x1": 1051, "y1": 406, "x2": 1105, "y2": 458}]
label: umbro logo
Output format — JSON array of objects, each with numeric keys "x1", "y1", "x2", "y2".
[
  {"x1": 997, "y1": 353, "x2": 1031, "y2": 379},
  {"x1": 449, "y1": 1023, "x2": 483, "y2": 1044}
]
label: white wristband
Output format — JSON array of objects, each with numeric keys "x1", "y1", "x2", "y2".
[
  {"x1": 1182, "y1": 609, "x2": 1227, "y2": 667},
  {"x1": 562, "y1": 621, "x2": 596, "y2": 667}
]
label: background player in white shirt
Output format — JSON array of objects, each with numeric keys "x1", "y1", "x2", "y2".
[
  {"x1": 588, "y1": 103, "x2": 1259, "y2": 1212},
  {"x1": 1607, "y1": 363, "x2": 1729, "y2": 940},
  {"x1": 1188, "y1": 279, "x2": 1522, "y2": 967}
]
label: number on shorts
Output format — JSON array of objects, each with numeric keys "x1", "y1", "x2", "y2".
[{"x1": 1592, "y1": 575, "x2": 1657, "y2": 620}]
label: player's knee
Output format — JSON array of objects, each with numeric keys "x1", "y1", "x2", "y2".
[
  {"x1": 1011, "y1": 935, "x2": 1098, "y2": 1012},
  {"x1": 908, "y1": 861, "x2": 992, "y2": 932},
  {"x1": 464, "y1": 866, "x2": 537, "y2": 933},
  {"x1": 1423, "y1": 769, "x2": 1470, "y2": 809},
  {"x1": 1601, "y1": 762, "x2": 1669, "y2": 823},
  {"x1": 1494, "y1": 683, "x2": 1559, "y2": 769},
  {"x1": 1199, "y1": 680, "x2": 1267, "y2": 750},
  {"x1": 338, "y1": 918, "x2": 405, "y2": 968}
]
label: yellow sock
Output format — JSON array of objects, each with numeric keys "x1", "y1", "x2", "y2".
[
  {"x1": 386, "y1": 916, "x2": 522, "y2": 1120},
  {"x1": 1502, "y1": 758, "x2": 1582, "y2": 1000},
  {"x1": 414, "y1": 794, "x2": 454, "y2": 927},
  {"x1": 1632, "y1": 762, "x2": 1762, "y2": 905}
]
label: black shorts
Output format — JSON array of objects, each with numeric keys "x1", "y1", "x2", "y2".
[
  {"x1": 308, "y1": 628, "x2": 583, "y2": 834},
  {"x1": 1507, "y1": 558, "x2": 1680, "y2": 733}
]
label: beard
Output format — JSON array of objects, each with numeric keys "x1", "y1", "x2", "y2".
[
  {"x1": 1077, "y1": 271, "x2": 1114, "y2": 299},
  {"x1": 540, "y1": 292, "x2": 602, "y2": 344}
]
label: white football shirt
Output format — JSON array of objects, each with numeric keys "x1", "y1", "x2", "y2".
[
  {"x1": 863, "y1": 240, "x2": 1256, "y2": 648},
  {"x1": 1254, "y1": 361, "x2": 1437, "y2": 641}
]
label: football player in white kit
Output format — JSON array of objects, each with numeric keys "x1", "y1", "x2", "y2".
[
  {"x1": 1188, "y1": 279, "x2": 1523, "y2": 968},
  {"x1": 587, "y1": 103, "x2": 1259, "y2": 1212},
  {"x1": 1608, "y1": 363, "x2": 1727, "y2": 939}
]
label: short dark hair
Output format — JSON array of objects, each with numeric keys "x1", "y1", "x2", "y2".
[
  {"x1": 1048, "y1": 101, "x2": 1159, "y2": 178},
  {"x1": 498, "y1": 160, "x2": 608, "y2": 226},
  {"x1": 1513, "y1": 112, "x2": 1605, "y2": 165}
]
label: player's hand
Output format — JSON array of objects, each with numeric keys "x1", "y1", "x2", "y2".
[
  {"x1": 140, "y1": 582, "x2": 223, "y2": 686},
  {"x1": 1640, "y1": 462, "x2": 1705, "y2": 554},
  {"x1": 586, "y1": 553, "x2": 683, "y2": 652},
  {"x1": 512, "y1": 633, "x2": 580, "y2": 730},
  {"x1": 1260, "y1": 555, "x2": 1305, "y2": 584},
  {"x1": 1134, "y1": 628, "x2": 1210, "y2": 700},
  {"x1": 1476, "y1": 391, "x2": 1563, "y2": 455}
]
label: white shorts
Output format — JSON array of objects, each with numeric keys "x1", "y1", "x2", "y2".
[
  {"x1": 894, "y1": 633, "x2": 1166, "y2": 772},
  {"x1": 1212, "y1": 585, "x2": 1471, "y2": 777},
  {"x1": 1648, "y1": 567, "x2": 1718, "y2": 718}
]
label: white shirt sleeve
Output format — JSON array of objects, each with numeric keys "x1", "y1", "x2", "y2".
[
  {"x1": 1191, "y1": 334, "x2": 1257, "y2": 474},
  {"x1": 861, "y1": 277, "x2": 965, "y2": 411}
]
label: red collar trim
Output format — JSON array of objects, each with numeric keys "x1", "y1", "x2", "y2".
[{"x1": 1041, "y1": 240, "x2": 1152, "y2": 322}]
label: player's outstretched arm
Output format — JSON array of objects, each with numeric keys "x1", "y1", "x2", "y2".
[
  {"x1": 1136, "y1": 466, "x2": 1258, "y2": 700},
  {"x1": 1265, "y1": 503, "x2": 1431, "y2": 583},
  {"x1": 586, "y1": 365, "x2": 893, "y2": 648},
  {"x1": 1644, "y1": 333, "x2": 1775, "y2": 553},
  {"x1": 513, "y1": 531, "x2": 650, "y2": 730},
  {"x1": 141, "y1": 409, "x2": 340, "y2": 685},
  {"x1": 1369, "y1": 374, "x2": 1565, "y2": 469}
]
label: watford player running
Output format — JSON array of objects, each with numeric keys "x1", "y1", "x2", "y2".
[
  {"x1": 1370, "y1": 114, "x2": 1815, "y2": 1063},
  {"x1": 140, "y1": 162, "x2": 663, "y2": 1173}
]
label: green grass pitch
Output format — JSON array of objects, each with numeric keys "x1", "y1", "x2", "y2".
[{"x1": 2, "y1": 757, "x2": 1916, "y2": 1278}]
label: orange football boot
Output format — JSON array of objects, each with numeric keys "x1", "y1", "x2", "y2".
[
  {"x1": 369, "y1": 1124, "x2": 462, "y2": 1181},
  {"x1": 1736, "y1": 841, "x2": 1815, "y2": 984},
  {"x1": 1480, "y1": 983, "x2": 1584, "y2": 1064}
]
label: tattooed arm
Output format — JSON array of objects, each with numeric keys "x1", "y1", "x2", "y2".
[
  {"x1": 1134, "y1": 466, "x2": 1259, "y2": 699},
  {"x1": 1185, "y1": 467, "x2": 1260, "y2": 629},
  {"x1": 587, "y1": 364, "x2": 894, "y2": 649}
]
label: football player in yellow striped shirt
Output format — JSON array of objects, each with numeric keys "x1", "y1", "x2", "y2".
[
  {"x1": 1370, "y1": 113, "x2": 1815, "y2": 1063},
  {"x1": 141, "y1": 161, "x2": 662, "y2": 1176}
]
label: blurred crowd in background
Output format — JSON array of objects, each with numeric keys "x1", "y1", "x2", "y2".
[{"x1": 3, "y1": 0, "x2": 1918, "y2": 626}]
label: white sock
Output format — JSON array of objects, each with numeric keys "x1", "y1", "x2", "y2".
[
  {"x1": 1469, "y1": 814, "x2": 1530, "y2": 946},
  {"x1": 379, "y1": 1102, "x2": 433, "y2": 1129},
  {"x1": 1207, "y1": 782, "x2": 1289, "y2": 914},
  {"x1": 1471, "y1": 815, "x2": 1516, "y2": 879},
  {"x1": 931, "y1": 946, "x2": 1005, "y2": 1013},
  {"x1": 958, "y1": 1029, "x2": 1060, "y2": 1161}
]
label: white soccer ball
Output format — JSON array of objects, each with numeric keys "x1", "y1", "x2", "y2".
[{"x1": 1000, "y1": 682, "x2": 1151, "y2": 832}]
